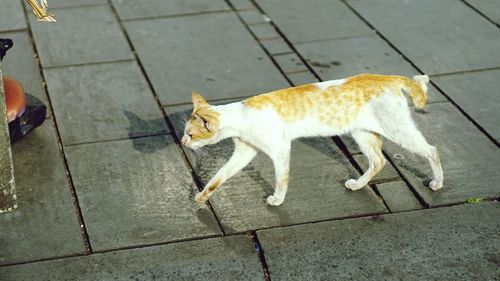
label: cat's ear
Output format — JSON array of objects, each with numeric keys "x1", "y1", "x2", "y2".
[{"x1": 192, "y1": 91, "x2": 208, "y2": 110}]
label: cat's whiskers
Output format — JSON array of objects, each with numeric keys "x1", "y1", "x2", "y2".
[
  {"x1": 192, "y1": 146, "x2": 209, "y2": 159},
  {"x1": 181, "y1": 112, "x2": 188, "y2": 124}
]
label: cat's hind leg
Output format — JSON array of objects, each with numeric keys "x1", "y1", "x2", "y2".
[
  {"x1": 345, "y1": 130, "x2": 386, "y2": 191},
  {"x1": 195, "y1": 138, "x2": 257, "y2": 203},
  {"x1": 380, "y1": 116, "x2": 443, "y2": 191}
]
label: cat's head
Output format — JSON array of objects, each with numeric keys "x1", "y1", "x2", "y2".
[{"x1": 181, "y1": 92, "x2": 221, "y2": 150}]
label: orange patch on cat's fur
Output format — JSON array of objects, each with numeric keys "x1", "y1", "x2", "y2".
[
  {"x1": 244, "y1": 74, "x2": 426, "y2": 126},
  {"x1": 208, "y1": 179, "x2": 221, "y2": 192},
  {"x1": 244, "y1": 84, "x2": 317, "y2": 122},
  {"x1": 196, "y1": 179, "x2": 221, "y2": 202}
]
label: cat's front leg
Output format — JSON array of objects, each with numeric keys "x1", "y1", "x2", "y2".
[
  {"x1": 266, "y1": 146, "x2": 291, "y2": 206},
  {"x1": 195, "y1": 138, "x2": 257, "y2": 204}
]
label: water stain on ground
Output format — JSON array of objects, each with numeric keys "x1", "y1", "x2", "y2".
[{"x1": 308, "y1": 61, "x2": 342, "y2": 68}]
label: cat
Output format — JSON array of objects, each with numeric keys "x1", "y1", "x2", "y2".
[{"x1": 181, "y1": 74, "x2": 443, "y2": 206}]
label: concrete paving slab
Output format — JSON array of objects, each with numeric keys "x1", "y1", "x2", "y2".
[
  {"x1": 255, "y1": 0, "x2": 373, "y2": 43},
  {"x1": 112, "y1": 0, "x2": 230, "y2": 20},
  {"x1": 239, "y1": 9, "x2": 269, "y2": 25},
  {"x1": 229, "y1": 0, "x2": 255, "y2": 10},
  {"x1": 249, "y1": 23, "x2": 281, "y2": 40},
  {"x1": 260, "y1": 38, "x2": 292, "y2": 55},
  {"x1": 348, "y1": 0, "x2": 500, "y2": 74},
  {"x1": 33, "y1": 0, "x2": 108, "y2": 8},
  {"x1": 44, "y1": 61, "x2": 168, "y2": 145},
  {"x1": 273, "y1": 53, "x2": 308, "y2": 74},
  {"x1": 29, "y1": 5, "x2": 133, "y2": 67},
  {"x1": 0, "y1": 235, "x2": 264, "y2": 281},
  {"x1": 0, "y1": 31, "x2": 49, "y2": 112},
  {"x1": 432, "y1": 69, "x2": 500, "y2": 142},
  {"x1": 0, "y1": 0, "x2": 26, "y2": 32},
  {"x1": 384, "y1": 102, "x2": 500, "y2": 206},
  {"x1": 258, "y1": 202, "x2": 500, "y2": 281},
  {"x1": 286, "y1": 71, "x2": 318, "y2": 86},
  {"x1": 376, "y1": 181, "x2": 422, "y2": 212},
  {"x1": 466, "y1": 0, "x2": 500, "y2": 25},
  {"x1": 167, "y1": 105, "x2": 387, "y2": 234},
  {"x1": 0, "y1": 121, "x2": 85, "y2": 266},
  {"x1": 296, "y1": 35, "x2": 447, "y2": 104},
  {"x1": 64, "y1": 135, "x2": 221, "y2": 251},
  {"x1": 125, "y1": 12, "x2": 289, "y2": 105},
  {"x1": 352, "y1": 154, "x2": 400, "y2": 184}
]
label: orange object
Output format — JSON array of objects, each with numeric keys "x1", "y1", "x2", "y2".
[{"x1": 3, "y1": 76, "x2": 27, "y2": 122}]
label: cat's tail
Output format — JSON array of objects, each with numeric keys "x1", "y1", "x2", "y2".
[{"x1": 404, "y1": 75, "x2": 429, "y2": 109}]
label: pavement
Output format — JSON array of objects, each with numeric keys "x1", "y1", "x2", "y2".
[{"x1": 0, "y1": 0, "x2": 499, "y2": 280}]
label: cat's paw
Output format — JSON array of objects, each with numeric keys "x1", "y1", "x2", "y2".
[
  {"x1": 345, "y1": 179, "x2": 364, "y2": 191},
  {"x1": 266, "y1": 195, "x2": 284, "y2": 206},
  {"x1": 195, "y1": 192, "x2": 208, "y2": 204},
  {"x1": 429, "y1": 179, "x2": 443, "y2": 191}
]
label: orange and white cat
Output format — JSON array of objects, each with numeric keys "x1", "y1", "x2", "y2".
[{"x1": 181, "y1": 74, "x2": 443, "y2": 206}]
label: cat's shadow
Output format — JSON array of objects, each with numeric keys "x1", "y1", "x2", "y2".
[{"x1": 123, "y1": 110, "x2": 171, "y2": 153}]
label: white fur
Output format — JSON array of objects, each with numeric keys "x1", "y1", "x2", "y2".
[
  {"x1": 314, "y1": 79, "x2": 346, "y2": 90},
  {"x1": 188, "y1": 80, "x2": 443, "y2": 206}
]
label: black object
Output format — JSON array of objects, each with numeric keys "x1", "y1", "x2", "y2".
[
  {"x1": 0, "y1": 38, "x2": 13, "y2": 61},
  {"x1": 8, "y1": 94, "x2": 47, "y2": 143}
]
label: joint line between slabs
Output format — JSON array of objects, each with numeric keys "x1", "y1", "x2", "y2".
[
  {"x1": 340, "y1": 0, "x2": 499, "y2": 148},
  {"x1": 251, "y1": 231, "x2": 272, "y2": 281},
  {"x1": 20, "y1": 2, "x2": 93, "y2": 254},
  {"x1": 223, "y1": 0, "x2": 293, "y2": 87},
  {"x1": 106, "y1": 0, "x2": 227, "y2": 236},
  {"x1": 460, "y1": 0, "x2": 500, "y2": 29}
]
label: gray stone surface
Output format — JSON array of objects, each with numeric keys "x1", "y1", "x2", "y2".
[
  {"x1": 125, "y1": 12, "x2": 288, "y2": 105},
  {"x1": 0, "y1": 66, "x2": 17, "y2": 213},
  {"x1": 384, "y1": 102, "x2": 500, "y2": 206},
  {"x1": 0, "y1": 235, "x2": 264, "y2": 281},
  {"x1": 376, "y1": 181, "x2": 422, "y2": 212},
  {"x1": 273, "y1": 53, "x2": 308, "y2": 74},
  {"x1": 467, "y1": 0, "x2": 500, "y2": 24},
  {"x1": 249, "y1": 23, "x2": 281, "y2": 40},
  {"x1": 0, "y1": 121, "x2": 85, "y2": 265},
  {"x1": 44, "y1": 61, "x2": 168, "y2": 145},
  {"x1": 239, "y1": 10, "x2": 268, "y2": 25},
  {"x1": 286, "y1": 71, "x2": 318, "y2": 86},
  {"x1": 340, "y1": 135, "x2": 362, "y2": 155},
  {"x1": 35, "y1": 0, "x2": 108, "y2": 8},
  {"x1": 0, "y1": 31, "x2": 50, "y2": 111},
  {"x1": 29, "y1": 5, "x2": 133, "y2": 67},
  {"x1": 111, "y1": 0, "x2": 229, "y2": 20},
  {"x1": 64, "y1": 135, "x2": 221, "y2": 251},
  {"x1": 352, "y1": 154, "x2": 400, "y2": 184},
  {"x1": 255, "y1": 0, "x2": 373, "y2": 43},
  {"x1": 167, "y1": 105, "x2": 387, "y2": 234},
  {"x1": 260, "y1": 37, "x2": 292, "y2": 55},
  {"x1": 348, "y1": 0, "x2": 500, "y2": 74},
  {"x1": 296, "y1": 35, "x2": 446, "y2": 104},
  {"x1": 432, "y1": 69, "x2": 500, "y2": 142},
  {"x1": 0, "y1": 0, "x2": 27, "y2": 32},
  {"x1": 229, "y1": 0, "x2": 255, "y2": 10},
  {"x1": 258, "y1": 202, "x2": 500, "y2": 281}
]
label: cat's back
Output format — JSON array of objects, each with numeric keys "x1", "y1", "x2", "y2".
[
  {"x1": 244, "y1": 74, "x2": 406, "y2": 107},
  {"x1": 242, "y1": 74, "x2": 410, "y2": 123}
]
